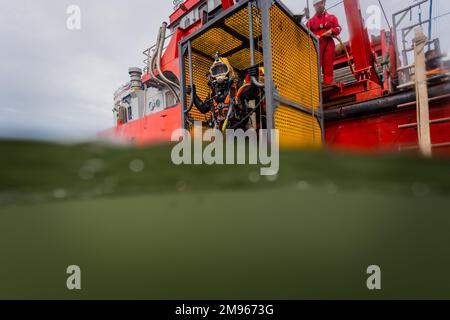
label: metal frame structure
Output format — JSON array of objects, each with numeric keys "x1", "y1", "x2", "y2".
[
  {"x1": 392, "y1": 0, "x2": 445, "y2": 87},
  {"x1": 178, "y1": 0, "x2": 323, "y2": 142},
  {"x1": 392, "y1": 0, "x2": 440, "y2": 67}
]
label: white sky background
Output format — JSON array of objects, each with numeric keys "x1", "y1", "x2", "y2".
[{"x1": 0, "y1": 0, "x2": 448, "y2": 141}]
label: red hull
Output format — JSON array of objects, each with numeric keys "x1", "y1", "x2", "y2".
[
  {"x1": 100, "y1": 106, "x2": 181, "y2": 146},
  {"x1": 101, "y1": 95, "x2": 450, "y2": 156},
  {"x1": 325, "y1": 98, "x2": 450, "y2": 155}
]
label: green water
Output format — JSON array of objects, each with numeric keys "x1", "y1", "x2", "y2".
[{"x1": 1, "y1": 140, "x2": 450, "y2": 299}]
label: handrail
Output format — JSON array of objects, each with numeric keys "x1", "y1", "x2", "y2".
[
  {"x1": 156, "y1": 22, "x2": 181, "y2": 91},
  {"x1": 147, "y1": 26, "x2": 167, "y2": 89},
  {"x1": 143, "y1": 31, "x2": 175, "y2": 72}
]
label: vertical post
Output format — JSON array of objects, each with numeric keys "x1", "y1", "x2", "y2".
[
  {"x1": 343, "y1": 0, "x2": 378, "y2": 83},
  {"x1": 179, "y1": 43, "x2": 187, "y2": 129},
  {"x1": 248, "y1": 1, "x2": 255, "y2": 66},
  {"x1": 315, "y1": 38, "x2": 325, "y2": 144},
  {"x1": 188, "y1": 41, "x2": 194, "y2": 93},
  {"x1": 259, "y1": 0, "x2": 275, "y2": 132},
  {"x1": 248, "y1": 1, "x2": 258, "y2": 130},
  {"x1": 186, "y1": 40, "x2": 195, "y2": 117},
  {"x1": 380, "y1": 30, "x2": 389, "y2": 91},
  {"x1": 401, "y1": 29, "x2": 409, "y2": 67},
  {"x1": 413, "y1": 27, "x2": 432, "y2": 157},
  {"x1": 428, "y1": 0, "x2": 433, "y2": 51},
  {"x1": 390, "y1": 12, "x2": 401, "y2": 88}
]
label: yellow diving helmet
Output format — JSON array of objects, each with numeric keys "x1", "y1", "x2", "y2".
[{"x1": 209, "y1": 52, "x2": 235, "y2": 84}]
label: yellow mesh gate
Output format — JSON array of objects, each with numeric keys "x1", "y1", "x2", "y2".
[
  {"x1": 270, "y1": 4, "x2": 322, "y2": 149},
  {"x1": 275, "y1": 105, "x2": 322, "y2": 148},
  {"x1": 270, "y1": 5, "x2": 320, "y2": 110},
  {"x1": 184, "y1": 54, "x2": 212, "y2": 122},
  {"x1": 191, "y1": 28, "x2": 243, "y2": 58},
  {"x1": 225, "y1": 6, "x2": 263, "y2": 40}
]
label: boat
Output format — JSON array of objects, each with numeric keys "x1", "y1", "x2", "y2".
[{"x1": 100, "y1": 0, "x2": 450, "y2": 156}]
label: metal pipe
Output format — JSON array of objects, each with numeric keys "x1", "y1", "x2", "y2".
[
  {"x1": 260, "y1": 0, "x2": 275, "y2": 132},
  {"x1": 393, "y1": 0, "x2": 428, "y2": 20},
  {"x1": 185, "y1": 40, "x2": 195, "y2": 114},
  {"x1": 392, "y1": 0, "x2": 429, "y2": 67},
  {"x1": 397, "y1": 93, "x2": 450, "y2": 108},
  {"x1": 324, "y1": 82, "x2": 450, "y2": 122},
  {"x1": 154, "y1": 23, "x2": 180, "y2": 103},
  {"x1": 156, "y1": 22, "x2": 181, "y2": 91},
  {"x1": 248, "y1": 1, "x2": 265, "y2": 88},
  {"x1": 149, "y1": 26, "x2": 167, "y2": 88},
  {"x1": 248, "y1": 2, "x2": 255, "y2": 66},
  {"x1": 428, "y1": 0, "x2": 433, "y2": 50},
  {"x1": 147, "y1": 23, "x2": 178, "y2": 105}
]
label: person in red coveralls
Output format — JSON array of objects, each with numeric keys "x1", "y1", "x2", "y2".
[{"x1": 306, "y1": 0, "x2": 342, "y2": 85}]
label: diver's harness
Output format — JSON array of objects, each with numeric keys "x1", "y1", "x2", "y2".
[
  {"x1": 216, "y1": 75, "x2": 237, "y2": 132},
  {"x1": 186, "y1": 64, "x2": 265, "y2": 131}
]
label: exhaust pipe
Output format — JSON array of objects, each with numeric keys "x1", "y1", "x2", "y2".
[
  {"x1": 148, "y1": 23, "x2": 180, "y2": 103},
  {"x1": 129, "y1": 67, "x2": 143, "y2": 90}
]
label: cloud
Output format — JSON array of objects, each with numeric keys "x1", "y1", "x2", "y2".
[
  {"x1": 0, "y1": 0, "x2": 171, "y2": 141},
  {"x1": 0, "y1": 0, "x2": 448, "y2": 141}
]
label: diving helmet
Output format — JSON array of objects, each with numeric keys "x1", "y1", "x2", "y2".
[{"x1": 209, "y1": 52, "x2": 235, "y2": 86}]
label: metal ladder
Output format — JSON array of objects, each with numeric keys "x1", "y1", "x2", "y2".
[{"x1": 397, "y1": 27, "x2": 450, "y2": 155}]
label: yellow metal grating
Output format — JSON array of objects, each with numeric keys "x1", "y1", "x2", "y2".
[
  {"x1": 275, "y1": 105, "x2": 322, "y2": 149},
  {"x1": 185, "y1": 6, "x2": 265, "y2": 122},
  {"x1": 191, "y1": 27, "x2": 243, "y2": 58},
  {"x1": 269, "y1": 4, "x2": 322, "y2": 149},
  {"x1": 184, "y1": 53, "x2": 213, "y2": 122},
  {"x1": 228, "y1": 48, "x2": 264, "y2": 71},
  {"x1": 225, "y1": 6, "x2": 263, "y2": 40},
  {"x1": 270, "y1": 5, "x2": 320, "y2": 111}
]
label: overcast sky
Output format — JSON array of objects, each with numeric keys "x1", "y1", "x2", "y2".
[{"x1": 0, "y1": 0, "x2": 448, "y2": 141}]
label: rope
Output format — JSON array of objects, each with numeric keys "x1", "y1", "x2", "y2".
[
  {"x1": 255, "y1": 9, "x2": 263, "y2": 129},
  {"x1": 377, "y1": 0, "x2": 392, "y2": 30},
  {"x1": 327, "y1": 0, "x2": 343, "y2": 11}
]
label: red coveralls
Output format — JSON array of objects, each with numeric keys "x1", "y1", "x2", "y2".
[{"x1": 307, "y1": 11, "x2": 341, "y2": 84}]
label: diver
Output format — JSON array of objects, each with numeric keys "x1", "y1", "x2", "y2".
[
  {"x1": 187, "y1": 52, "x2": 265, "y2": 131},
  {"x1": 187, "y1": 52, "x2": 241, "y2": 131}
]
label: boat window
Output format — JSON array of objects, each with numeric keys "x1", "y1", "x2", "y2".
[
  {"x1": 181, "y1": 6, "x2": 200, "y2": 29},
  {"x1": 207, "y1": 0, "x2": 222, "y2": 12},
  {"x1": 118, "y1": 106, "x2": 128, "y2": 124},
  {"x1": 128, "y1": 106, "x2": 133, "y2": 120},
  {"x1": 184, "y1": 17, "x2": 191, "y2": 28},
  {"x1": 199, "y1": 2, "x2": 208, "y2": 15},
  {"x1": 148, "y1": 101, "x2": 155, "y2": 112},
  {"x1": 165, "y1": 91, "x2": 178, "y2": 108},
  {"x1": 199, "y1": 2, "x2": 208, "y2": 22}
]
